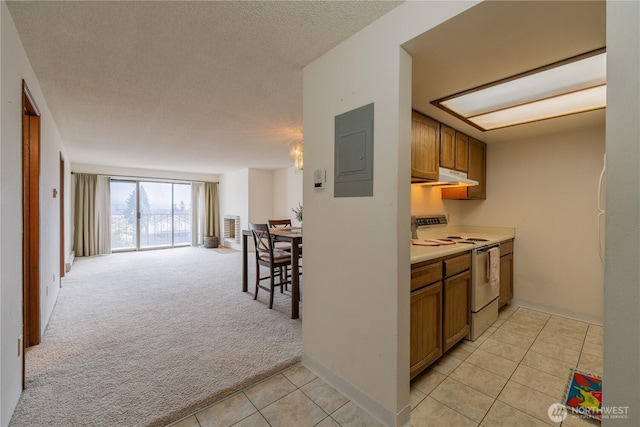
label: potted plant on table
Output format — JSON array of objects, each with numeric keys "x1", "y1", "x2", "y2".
[{"x1": 292, "y1": 203, "x2": 303, "y2": 225}]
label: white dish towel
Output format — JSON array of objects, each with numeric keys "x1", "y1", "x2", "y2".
[{"x1": 487, "y1": 247, "x2": 500, "y2": 290}]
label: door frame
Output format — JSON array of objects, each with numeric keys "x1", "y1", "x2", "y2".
[
  {"x1": 60, "y1": 153, "x2": 65, "y2": 280},
  {"x1": 22, "y1": 81, "x2": 41, "y2": 390}
]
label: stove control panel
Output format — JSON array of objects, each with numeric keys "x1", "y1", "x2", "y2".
[{"x1": 414, "y1": 215, "x2": 448, "y2": 227}]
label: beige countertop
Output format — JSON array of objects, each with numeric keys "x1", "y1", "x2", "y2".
[{"x1": 411, "y1": 226, "x2": 515, "y2": 264}]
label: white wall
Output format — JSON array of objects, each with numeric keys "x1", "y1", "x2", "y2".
[
  {"x1": 604, "y1": 1, "x2": 640, "y2": 425},
  {"x1": 219, "y1": 168, "x2": 249, "y2": 250},
  {"x1": 219, "y1": 167, "x2": 303, "y2": 250},
  {"x1": 411, "y1": 124, "x2": 606, "y2": 324},
  {"x1": 247, "y1": 169, "x2": 274, "y2": 224},
  {"x1": 302, "y1": 2, "x2": 478, "y2": 426},
  {"x1": 410, "y1": 185, "x2": 464, "y2": 226},
  {"x1": 457, "y1": 125, "x2": 604, "y2": 323},
  {"x1": 1, "y1": 3, "x2": 71, "y2": 424},
  {"x1": 273, "y1": 167, "x2": 303, "y2": 225}
]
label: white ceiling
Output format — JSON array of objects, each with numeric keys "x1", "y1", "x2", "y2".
[
  {"x1": 7, "y1": 1, "x2": 606, "y2": 176},
  {"x1": 403, "y1": 0, "x2": 606, "y2": 144},
  {"x1": 6, "y1": 0, "x2": 402, "y2": 175}
]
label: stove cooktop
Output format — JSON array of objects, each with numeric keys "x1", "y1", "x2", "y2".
[
  {"x1": 447, "y1": 236, "x2": 489, "y2": 242},
  {"x1": 411, "y1": 236, "x2": 490, "y2": 247}
]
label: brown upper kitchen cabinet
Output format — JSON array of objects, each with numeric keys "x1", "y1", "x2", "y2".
[
  {"x1": 439, "y1": 124, "x2": 455, "y2": 170},
  {"x1": 411, "y1": 112, "x2": 440, "y2": 182},
  {"x1": 455, "y1": 132, "x2": 469, "y2": 173},
  {"x1": 440, "y1": 125, "x2": 468, "y2": 173},
  {"x1": 442, "y1": 137, "x2": 486, "y2": 200}
]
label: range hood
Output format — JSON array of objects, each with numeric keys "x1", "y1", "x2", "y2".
[{"x1": 420, "y1": 167, "x2": 478, "y2": 187}]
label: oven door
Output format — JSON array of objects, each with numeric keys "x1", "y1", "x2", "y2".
[{"x1": 471, "y1": 244, "x2": 500, "y2": 312}]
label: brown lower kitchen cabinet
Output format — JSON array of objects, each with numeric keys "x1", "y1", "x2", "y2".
[
  {"x1": 410, "y1": 282, "x2": 442, "y2": 379},
  {"x1": 410, "y1": 251, "x2": 471, "y2": 379},
  {"x1": 499, "y1": 239, "x2": 514, "y2": 307},
  {"x1": 443, "y1": 270, "x2": 471, "y2": 352}
]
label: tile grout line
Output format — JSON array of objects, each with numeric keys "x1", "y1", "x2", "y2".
[
  {"x1": 435, "y1": 307, "x2": 588, "y2": 427},
  {"x1": 477, "y1": 308, "x2": 559, "y2": 427}
]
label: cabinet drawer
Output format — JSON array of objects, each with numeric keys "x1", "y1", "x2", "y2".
[
  {"x1": 500, "y1": 240, "x2": 513, "y2": 256},
  {"x1": 411, "y1": 261, "x2": 443, "y2": 291},
  {"x1": 444, "y1": 253, "x2": 471, "y2": 278}
]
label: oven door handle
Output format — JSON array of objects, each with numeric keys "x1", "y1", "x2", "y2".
[{"x1": 474, "y1": 244, "x2": 499, "y2": 254}]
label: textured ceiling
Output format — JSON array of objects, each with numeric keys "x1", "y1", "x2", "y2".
[
  {"x1": 7, "y1": 1, "x2": 606, "y2": 176},
  {"x1": 6, "y1": 0, "x2": 402, "y2": 175}
]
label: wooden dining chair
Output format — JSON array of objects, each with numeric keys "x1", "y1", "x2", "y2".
[
  {"x1": 249, "y1": 223, "x2": 292, "y2": 309},
  {"x1": 268, "y1": 219, "x2": 295, "y2": 252},
  {"x1": 268, "y1": 219, "x2": 292, "y2": 229}
]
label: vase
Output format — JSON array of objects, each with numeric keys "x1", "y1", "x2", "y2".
[{"x1": 204, "y1": 236, "x2": 219, "y2": 248}]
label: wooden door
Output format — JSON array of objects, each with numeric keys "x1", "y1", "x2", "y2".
[
  {"x1": 60, "y1": 153, "x2": 65, "y2": 279},
  {"x1": 410, "y1": 282, "x2": 443, "y2": 379},
  {"x1": 443, "y1": 270, "x2": 470, "y2": 352},
  {"x1": 22, "y1": 82, "x2": 42, "y2": 391},
  {"x1": 411, "y1": 112, "x2": 440, "y2": 182},
  {"x1": 439, "y1": 124, "x2": 455, "y2": 169}
]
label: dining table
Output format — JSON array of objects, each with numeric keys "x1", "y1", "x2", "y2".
[{"x1": 242, "y1": 227, "x2": 302, "y2": 319}]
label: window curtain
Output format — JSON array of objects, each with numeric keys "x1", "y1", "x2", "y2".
[
  {"x1": 74, "y1": 173, "x2": 97, "y2": 256},
  {"x1": 191, "y1": 182, "x2": 205, "y2": 246},
  {"x1": 95, "y1": 176, "x2": 111, "y2": 254},
  {"x1": 204, "y1": 182, "x2": 220, "y2": 238},
  {"x1": 74, "y1": 173, "x2": 111, "y2": 256}
]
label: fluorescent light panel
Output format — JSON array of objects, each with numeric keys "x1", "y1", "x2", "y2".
[
  {"x1": 433, "y1": 49, "x2": 606, "y2": 131},
  {"x1": 471, "y1": 85, "x2": 606, "y2": 130}
]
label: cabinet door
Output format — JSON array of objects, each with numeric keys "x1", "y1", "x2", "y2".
[
  {"x1": 441, "y1": 137, "x2": 486, "y2": 200},
  {"x1": 410, "y1": 282, "x2": 443, "y2": 379},
  {"x1": 455, "y1": 132, "x2": 469, "y2": 173},
  {"x1": 440, "y1": 124, "x2": 455, "y2": 170},
  {"x1": 411, "y1": 112, "x2": 440, "y2": 182},
  {"x1": 499, "y1": 252, "x2": 513, "y2": 307},
  {"x1": 443, "y1": 270, "x2": 470, "y2": 352},
  {"x1": 467, "y1": 138, "x2": 486, "y2": 199}
]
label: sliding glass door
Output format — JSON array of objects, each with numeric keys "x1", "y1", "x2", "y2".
[
  {"x1": 173, "y1": 183, "x2": 192, "y2": 245},
  {"x1": 111, "y1": 180, "x2": 138, "y2": 250},
  {"x1": 110, "y1": 180, "x2": 192, "y2": 251}
]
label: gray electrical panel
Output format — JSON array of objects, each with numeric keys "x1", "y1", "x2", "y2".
[{"x1": 334, "y1": 103, "x2": 374, "y2": 198}]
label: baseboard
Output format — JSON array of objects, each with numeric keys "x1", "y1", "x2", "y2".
[
  {"x1": 302, "y1": 354, "x2": 410, "y2": 427},
  {"x1": 510, "y1": 298, "x2": 603, "y2": 326},
  {"x1": 65, "y1": 251, "x2": 75, "y2": 272}
]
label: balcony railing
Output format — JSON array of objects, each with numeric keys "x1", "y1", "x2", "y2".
[{"x1": 111, "y1": 212, "x2": 191, "y2": 249}]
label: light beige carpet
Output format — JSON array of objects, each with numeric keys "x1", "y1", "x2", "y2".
[{"x1": 10, "y1": 247, "x2": 302, "y2": 427}]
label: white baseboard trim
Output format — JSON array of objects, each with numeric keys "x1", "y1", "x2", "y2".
[
  {"x1": 510, "y1": 298, "x2": 603, "y2": 326},
  {"x1": 301, "y1": 353, "x2": 410, "y2": 427},
  {"x1": 65, "y1": 251, "x2": 75, "y2": 273}
]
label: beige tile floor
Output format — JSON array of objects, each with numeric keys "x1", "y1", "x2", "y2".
[{"x1": 168, "y1": 305, "x2": 604, "y2": 427}]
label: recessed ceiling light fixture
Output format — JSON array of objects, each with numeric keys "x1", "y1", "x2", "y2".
[{"x1": 431, "y1": 48, "x2": 606, "y2": 131}]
